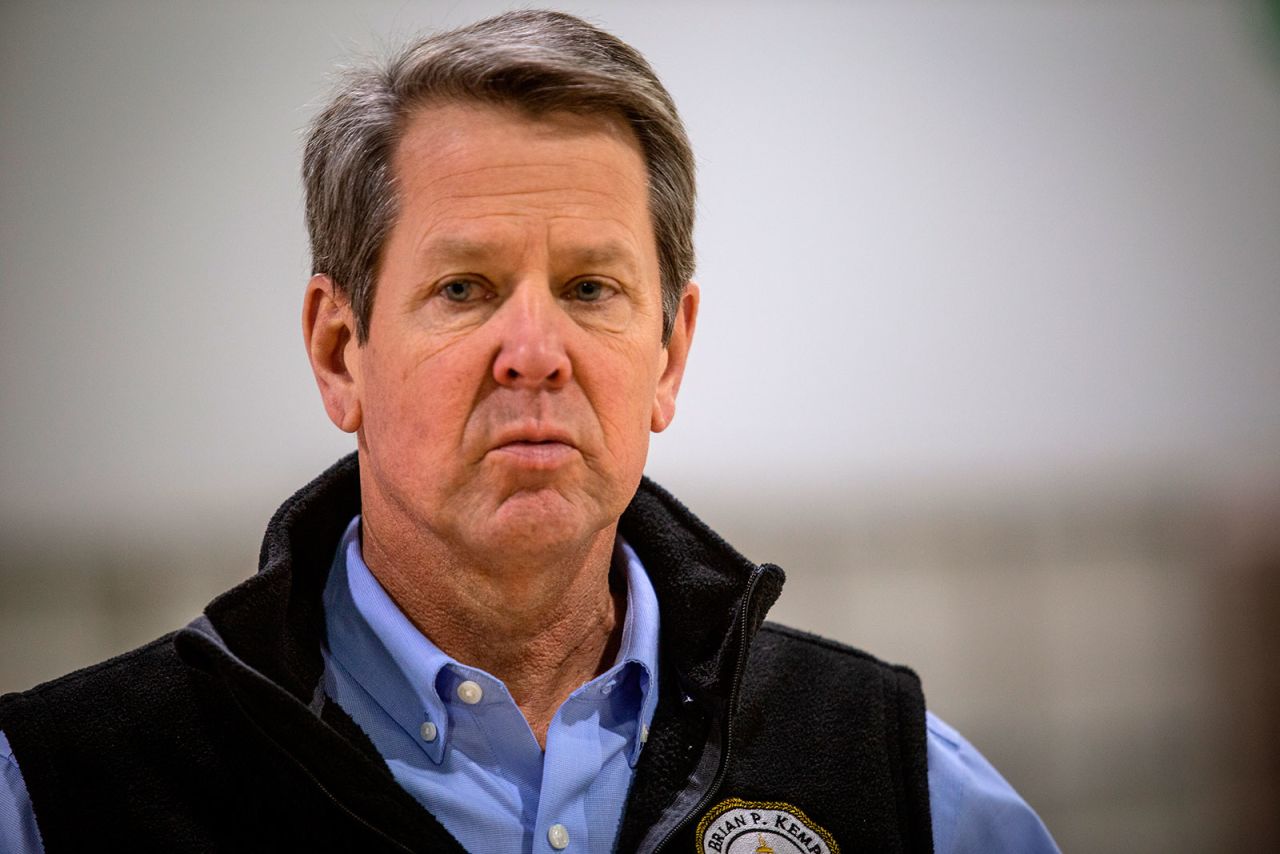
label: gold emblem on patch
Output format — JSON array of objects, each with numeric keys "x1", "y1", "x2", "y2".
[{"x1": 696, "y1": 798, "x2": 839, "y2": 854}]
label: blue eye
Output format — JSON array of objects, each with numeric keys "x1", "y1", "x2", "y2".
[
  {"x1": 441, "y1": 280, "x2": 475, "y2": 302},
  {"x1": 572, "y1": 280, "x2": 607, "y2": 301}
]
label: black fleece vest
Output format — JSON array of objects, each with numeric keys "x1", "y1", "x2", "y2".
[{"x1": 0, "y1": 456, "x2": 932, "y2": 853}]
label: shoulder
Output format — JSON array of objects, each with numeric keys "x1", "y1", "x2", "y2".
[
  {"x1": 925, "y1": 712, "x2": 1060, "y2": 854},
  {"x1": 1, "y1": 632, "x2": 182, "y2": 715},
  {"x1": 746, "y1": 625, "x2": 1059, "y2": 852},
  {"x1": 752, "y1": 621, "x2": 924, "y2": 695},
  {"x1": 0, "y1": 640, "x2": 186, "y2": 854},
  {"x1": 0, "y1": 632, "x2": 193, "y2": 760},
  {"x1": 0, "y1": 632, "x2": 228, "y2": 849},
  {"x1": 745, "y1": 622, "x2": 929, "y2": 763}
]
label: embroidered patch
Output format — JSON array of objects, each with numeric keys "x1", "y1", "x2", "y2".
[{"x1": 696, "y1": 798, "x2": 840, "y2": 854}]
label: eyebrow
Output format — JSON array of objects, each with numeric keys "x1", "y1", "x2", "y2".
[
  {"x1": 562, "y1": 242, "x2": 638, "y2": 270},
  {"x1": 419, "y1": 237, "x2": 497, "y2": 264}
]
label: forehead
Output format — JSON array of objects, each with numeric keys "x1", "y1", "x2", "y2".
[
  {"x1": 395, "y1": 99, "x2": 646, "y2": 172},
  {"x1": 389, "y1": 101, "x2": 652, "y2": 244}
]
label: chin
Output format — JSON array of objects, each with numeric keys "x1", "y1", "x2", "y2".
[{"x1": 483, "y1": 486, "x2": 606, "y2": 556}]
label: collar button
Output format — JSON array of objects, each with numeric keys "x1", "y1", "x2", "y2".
[{"x1": 456, "y1": 680, "x2": 483, "y2": 705}]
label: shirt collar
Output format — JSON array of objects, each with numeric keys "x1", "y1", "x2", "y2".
[{"x1": 323, "y1": 515, "x2": 660, "y2": 766}]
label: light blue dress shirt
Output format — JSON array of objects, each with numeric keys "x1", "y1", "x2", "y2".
[
  {"x1": 0, "y1": 515, "x2": 1059, "y2": 853},
  {"x1": 322, "y1": 516, "x2": 660, "y2": 854}
]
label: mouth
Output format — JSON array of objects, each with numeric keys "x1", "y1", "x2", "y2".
[{"x1": 488, "y1": 427, "x2": 579, "y2": 469}]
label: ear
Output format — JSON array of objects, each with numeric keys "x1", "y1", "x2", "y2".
[
  {"x1": 302, "y1": 274, "x2": 363, "y2": 433},
  {"x1": 651, "y1": 282, "x2": 700, "y2": 433}
]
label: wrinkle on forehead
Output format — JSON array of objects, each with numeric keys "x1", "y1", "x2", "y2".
[
  {"x1": 419, "y1": 233, "x2": 642, "y2": 267},
  {"x1": 397, "y1": 162, "x2": 648, "y2": 236},
  {"x1": 393, "y1": 102, "x2": 648, "y2": 195},
  {"x1": 409, "y1": 229, "x2": 645, "y2": 291}
]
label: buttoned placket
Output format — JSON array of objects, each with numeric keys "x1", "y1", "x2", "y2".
[{"x1": 530, "y1": 660, "x2": 652, "y2": 853}]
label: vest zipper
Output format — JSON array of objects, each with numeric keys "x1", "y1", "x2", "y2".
[
  {"x1": 650, "y1": 564, "x2": 768, "y2": 853},
  {"x1": 208, "y1": 652, "x2": 418, "y2": 854}
]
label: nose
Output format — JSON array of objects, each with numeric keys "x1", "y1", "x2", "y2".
[{"x1": 491, "y1": 285, "x2": 572, "y2": 390}]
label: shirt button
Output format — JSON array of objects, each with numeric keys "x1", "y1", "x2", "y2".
[
  {"x1": 547, "y1": 823, "x2": 570, "y2": 850},
  {"x1": 419, "y1": 721, "x2": 438, "y2": 742},
  {"x1": 456, "y1": 680, "x2": 483, "y2": 705}
]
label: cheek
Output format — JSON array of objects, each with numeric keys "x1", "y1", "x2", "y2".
[
  {"x1": 359, "y1": 342, "x2": 446, "y2": 447},
  {"x1": 592, "y1": 350, "x2": 662, "y2": 445}
]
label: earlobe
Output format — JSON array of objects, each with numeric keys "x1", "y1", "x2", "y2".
[
  {"x1": 302, "y1": 274, "x2": 363, "y2": 433},
  {"x1": 651, "y1": 282, "x2": 700, "y2": 433}
]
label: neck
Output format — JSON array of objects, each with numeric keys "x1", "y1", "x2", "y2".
[{"x1": 360, "y1": 513, "x2": 625, "y2": 749}]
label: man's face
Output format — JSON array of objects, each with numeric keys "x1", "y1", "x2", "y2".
[{"x1": 319, "y1": 102, "x2": 695, "y2": 563}]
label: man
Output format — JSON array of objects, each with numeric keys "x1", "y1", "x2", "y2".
[{"x1": 0, "y1": 11, "x2": 1058, "y2": 853}]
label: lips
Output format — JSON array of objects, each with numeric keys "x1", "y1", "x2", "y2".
[
  {"x1": 487, "y1": 424, "x2": 579, "y2": 468},
  {"x1": 490, "y1": 424, "x2": 577, "y2": 450}
]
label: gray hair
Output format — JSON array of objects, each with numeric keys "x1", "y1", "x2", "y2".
[{"x1": 303, "y1": 9, "x2": 696, "y2": 343}]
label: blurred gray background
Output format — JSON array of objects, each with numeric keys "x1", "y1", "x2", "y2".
[{"x1": 3, "y1": 1, "x2": 1279, "y2": 851}]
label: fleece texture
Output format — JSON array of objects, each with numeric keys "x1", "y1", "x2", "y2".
[{"x1": 0, "y1": 454, "x2": 932, "y2": 852}]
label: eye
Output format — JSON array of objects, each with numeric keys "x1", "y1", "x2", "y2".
[
  {"x1": 440, "y1": 279, "x2": 481, "y2": 302},
  {"x1": 569, "y1": 279, "x2": 611, "y2": 302}
]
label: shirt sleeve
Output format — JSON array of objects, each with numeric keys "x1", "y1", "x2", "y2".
[
  {"x1": 0, "y1": 730, "x2": 45, "y2": 853},
  {"x1": 925, "y1": 711, "x2": 1060, "y2": 854}
]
